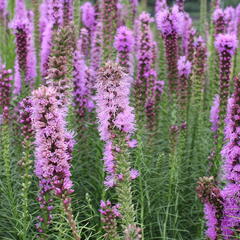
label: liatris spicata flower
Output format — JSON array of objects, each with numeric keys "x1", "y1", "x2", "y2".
[
  {"x1": 215, "y1": 34, "x2": 238, "y2": 131},
  {"x1": 186, "y1": 27, "x2": 196, "y2": 63},
  {"x1": 145, "y1": 69, "x2": 164, "y2": 130},
  {"x1": 191, "y1": 37, "x2": 207, "y2": 106},
  {"x1": 135, "y1": 12, "x2": 153, "y2": 111},
  {"x1": 18, "y1": 97, "x2": 34, "y2": 233},
  {"x1": 210, "y1": 95, "x2": 220, "y2": 134},
  {"x1": 224, "y1": 6, "x2": 236, "y2": 34},
  {"x1": 18, "y1": 97, "x2": 33, "y2": 140},
  {"x1": 32, "y1": 86, "x2": 80, "y2": 240},
  {"x1": 39, "y1": 0, "x2": 50, "y2": 42},
  {"x1": 48, "y1": 0, "x2": 63, "y2": 29},
  {"x1": 212, "y1": 8, "x2": 225, "y2": 36},
  {"x1": 114, "y1": 26, "x2": 134, "y2": 74},
  {"x1": 46, "y1": 25, "x2": 75, "y2": 107},
  {"x1": 96, "y1": 62, "x2": 135, "y2": 143},
  {"x1": 176, "y1": 0, "x2": 185, "y2": 12},
  {"x1": 155, "y1": 0, "x2": 167, "y2": 14},
  {"x1": 81, "y1": 2, "x2": 95, "y2": 30},
  {"x1": 0, "y1": 63, "x2": 12, "y2": 121},
  {"x1": 63, "y1": 0, "x2": 73, "y2": 26},
  {"x1": 40, "y1": 21, "x2": 53, "y2": 78},
  {"x1": 220, "y1": 75, "x2": 240, "y2": 238},
  {"x1": 99, "y1": 200, "x2": 121, "y2": 239},
  {"x1": 78, "y1": 28, "x2": 90, "y2": 59},
  {"x1": 101, "y1": 0, "x2": 118, "y2": 60},
  {"x1": 96, "y1": 62, "x2": 138, "y2": 232},
  {"x1": 196, "y1": 176, "x2": 224, "y2": 240},
  {"x1": 26, "y1": 10, "x2": 37, "y2": 86},
  {"x1": 182, "y1": 13, "x2": 193, "y2": 56},
  {"x1": 90, "y1": 22, "x2": 102, "y2": 74},
  {"x1": 177, "y1": 56, "x2": 191, "y2": 116},
  {"x1": 156, "y1": 5, "x2": 184, "y2": 95},
  {"x1": 10, "y1": 0, "x2": 36, "y2": 90},
  {"x1": 73, "y1": 40, "x2": 94, "y2": 119}
]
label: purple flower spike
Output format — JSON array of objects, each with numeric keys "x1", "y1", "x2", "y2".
[
  {"x1": 114, "y1": 26, "x2": 134, "y2": 74},
  {"x1": 63, "y1": 0, "x2": 73, "y2": 26},
  {"x1": 224, "y1": 6, "x2": 236, "y2": 34},
  {"x1": 155, "y1": 0, "x2": 167, "y2": 14},
  {"x1": 210, "y1": 95, "x2": 220, "y2": 133},
  {"x1": 156, "y1": 5, "x2": 184, "y2": 36},
  {"x1": 135, "y1": 12, "x2": 154, "y2": 108},
  {"x1": 32, "y1": 86, "x2": 74, "y2": 193},
  {"x1": 90, "y1": 22, "x2": 102, "y2": 74},
  {"x1": 48, "y1": 0, "x2": 63, "y2": 29},
  {"x1": 96, "y1": 62, "x2": 135, "y2": 142},
  {"x1": 81, "y1": 2, "x2": 95, "y2": 30},
  {"x1": 156, "y1": 5, "x2": 184, "y2": 95},
  {"x1": 0, "y1": 63, "x2": 12, "y2": 121},
  {"x1": 99, "y1": 200, "x2": 121, "y2": 238},
  {"x1": 73, "y1": 40, "x2": 94, "y2": 118},
  {"x1": 221, "y1": 75, "x2": 240, "y2": 237},
  {"x1": 212, "y1": 8, "x2": 225, "y2": 35},
  {"x1": 215, "y1": 34, "x2": 238, "y2": 56},
  {"x1": 178, "y1": 56, "x2": 191, "y2": 78},
  {"x1": 177, "y1": 56, "x2": 191, "y2": 113},
  {"x1": 215, "y1": 34, "x2": 238, "y2": 128}
]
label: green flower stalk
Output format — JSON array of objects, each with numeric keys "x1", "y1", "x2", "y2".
[
  {"x1": 17, "y1": 97, "x2": 34, "y2": 238},
  {"x1": 199, "y1": 0, "x2": 207, "y2": 37}
]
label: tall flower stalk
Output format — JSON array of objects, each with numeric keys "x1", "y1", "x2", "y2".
[
  {"x1": 32, "y1": 86, "x2": 80, "y2": 240},
  {"x1": 220, "y1": 74, "x2": 240, "y2": 238},
  {"x1": 196, "y1": 177, "x2": 224, "y2": 240},
  {"x1": 156, "y1": 5, "x2": 184, "y2": 97},
  {"x1": 96, "y1": 62, "x2": 139, "y2": 237},
  {"x1": 90, "y1": 22, "x2": 102, "y2": 74},
  {"x1": 209, "y1": 8, "x2": 226, "y2": 98},
  {"x1": 10, "y1": 0, "x2": 36, "y2": 94},
  {"x1": 45, "y1": 25, "x2": 75, "y2": 107},
  {"x1": 63, "y1": 0, "x2": 73, "y2": 26},
  {"x1": 135, "y1": 12, "x2": 153, "y2": 114},
  {"x1": 73, "y1": 39, "x2": 94, "y2": 121},
  {"x1": 101, "y1": 0, "x2": 118, "y2": 60},
  {"x1": 177, "y1": 56, "x2": 191, "y2": 121},
  {"x1": 215, "y1": 34, "x2": 238, "y2": 140},
  {"x1": 114, "y1": 26, "x2": 134, "y2": 74},
  {"x1": 18, "y1": 97, "x2": 34, "y2": 239}
]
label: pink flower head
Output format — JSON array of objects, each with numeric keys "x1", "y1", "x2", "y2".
[
  {"x1": 215, "y1": 34, "x2": 238, "y2": 56},
  {"x1": 156, "y1": 5, "x2": 184, "y2": 36},
  {"x1": 81, "y1": 2, "x2": 95, "y2": 29},
  {"x1": 212, "y1": 8, "x2": 224, "y2": 23},
  {"x1": 114, "y1": 26, "x2": 134, "y2": 73},
  {"x1": 114, "y1": 26, "x2": 134, "y2": 53},
  {"x1": 177, "y1": 56, "x2": 192, "y2": 78},
  {"x1": 96, "y1": 62, "x2": 135, "y2": 141},
  {"x1": 130, "y1": 169, "x2": 139, "y2": 180},
  {"x1": 155, "y1": 0, "x2": 167, "y2": 14}
]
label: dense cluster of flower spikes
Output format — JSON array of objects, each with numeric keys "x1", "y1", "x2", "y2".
[{"x1": 1, "y1": 0, "x2": 240, "y2": 239}]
